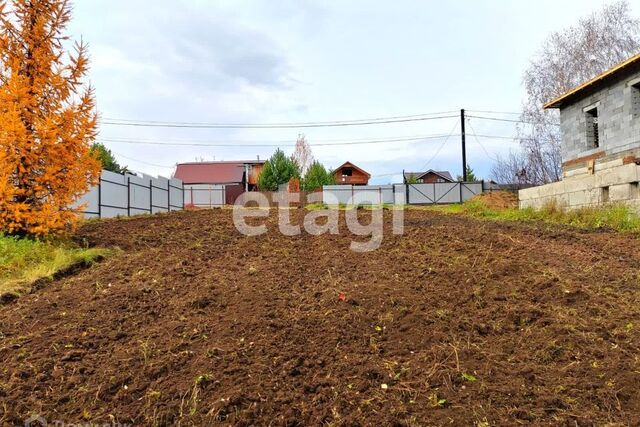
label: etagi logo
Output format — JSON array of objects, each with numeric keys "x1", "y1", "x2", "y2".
[
  {"x1": 24, "y1": 415, "x2": 47, "y2": 427},
  {"x1": 232, "y1": 190, "x2": 404, "y2": 252},
  {"x1": 24, "y1": 415, "x2": 131, "y2": 427}
]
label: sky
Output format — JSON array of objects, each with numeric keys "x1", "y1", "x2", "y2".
[{"x1": 66, "y1": 0, "x2": 636, "y2": 183}]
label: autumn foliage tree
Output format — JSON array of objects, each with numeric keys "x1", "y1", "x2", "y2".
[{"x1": 0, "y1": 0, "x2": 100, "y2": 235}]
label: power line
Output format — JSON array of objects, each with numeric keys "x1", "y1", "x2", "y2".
[
  {"x1": 418, "y1": 120, "x2": 459, "y2": 171},
  {"x1": 98, "y1": 133, "x2": 458, "y2": 147},
  {"x1": 370, "y1": 171, "x2": 403, "y2": 178},
  {"x1": 466, "y1": 109, "x2": 522, "y2": 116},
  {"x1": 113, "y1": 151, "x2": 176, "y2": 169},
  {"x1": 466, "y1": 120, "x2": 500, "y2": 162},
  {"x1": 103, "y1": 110, "x2": 458, "y2": 125},
  {"x1": 470, "y1": 133, "x2": 519, "y2": 140},
  {"x1": 99, "y1": 133, "x2": 454, "y2": 145},
  {"x1": 466, "y1": 114, "x2": 561, "y2": 126},
  {"x1": 98, "y1": 132, "x2": 527, "y2": 148},
  {"x1": 101, "y1": 112, "x2": 459, "y2": 129}
]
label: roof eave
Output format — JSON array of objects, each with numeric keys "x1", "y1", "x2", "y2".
[{"x1": 543, "y1": 52, "x2": 640, "y2": 110}]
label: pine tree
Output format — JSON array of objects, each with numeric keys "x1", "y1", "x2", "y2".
[
  {"x1": 91, "y1": 143, "x2": 127, "y2": 174},
  {"x1": 258, "y1": 149, "x2": 300, "y2": 191},
  {"x1": 0, "y1": 0, "x2": 100, "y2": 235},
  {"x1": 302, "y1": 161, "x2": 334, "y2": 191},
  {"x1": 457, "y1": 165, "x2": 478, "y2": 182}
]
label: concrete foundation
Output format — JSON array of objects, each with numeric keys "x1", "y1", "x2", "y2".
[{"x1": 519, "y1": 158, "x2": 640, "y2": 211}]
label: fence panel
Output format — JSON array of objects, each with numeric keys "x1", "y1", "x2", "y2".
[
  {"x1": 323, "y1": 182, "x2": 486, "y2": 206},
  {"x1": 434, "y1": 182, "x2": 460, "y2": 204},
  {"x1": 74, "y1": 169, "x2": 183, "y2": 219},
  {"x1": 352, "y1": 187, "x2": 383, "y2": 205},
  {"x1": 169, "y1": 178, "x2": 184, "y2": 211},
  {"x1": 76, "y1": 182, "x2": 100, "y2": 218},
  {"x1": 322, "y1": 185, "x2": 352, "y2": 205},
  {"x1": 323, "y1": 184, "x2": 403, "y2": 205},
  {"x1": 100, "y1": 170, "x2": 129, "y2": 218},
  {"x1": 184, "y1": 184, "x2": 225, "y2": 207},
  {"x1": 407, "y1": 183, "x2": 436, "y2": 204},
  {"x1": 129, "y1": 174, "x2": 151, "y2": 216},
  {"x1": 150, "y1": 176, "x2": 170, "y2": 214},
  {"x1": 461, "y1": 182, "x2": 483, "y2": 201},
  {"x1": 392, "y1": 184, "x2": 407, "y2": 205}
]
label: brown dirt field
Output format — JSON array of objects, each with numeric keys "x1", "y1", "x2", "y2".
[
  {"x1": 469, "y1": 191, "x2": 519, "y2": 209},
  {"x1": 1, "y1": 209, "x2": 640, "y2": 426}
]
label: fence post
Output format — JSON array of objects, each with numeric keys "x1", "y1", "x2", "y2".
[
  {"x1": 127, "y1": 175, "x2": 131, "y2": 216},
  {"x1": 98, "y1": 175, "x2": 102, "y2": 218},
  {"x1": 167, "y1": 180, "x2": 170, "y2": 212},
  {"x1": 459, "y1": 182, "x2": 463, "y2": 204},
  {"x1": 149, "y1": 178, "x2": 153, "y2": 214},
  {"x1": 405, "y1": 183, "x2": 410, "y2": 205}
]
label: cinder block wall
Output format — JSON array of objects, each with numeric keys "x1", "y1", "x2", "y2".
[
  {"x1": 519, "y1": 160, "x2": 640, "y2": 211},
  {"x1": 560, "y1": 69, "x2": 640, "y2": 170}
]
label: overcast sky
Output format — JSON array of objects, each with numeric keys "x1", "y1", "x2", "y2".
[{"x1": 67, "y1": 0, "x2": 636, "y2": 183}]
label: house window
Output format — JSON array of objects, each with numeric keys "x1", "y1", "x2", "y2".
[
  {"x1": 585, "y1": 106, "x2": 599, "y2": 149},
  {"x1": 437, "y1": 178, "x2": 445, "y2": 183},
  {"x1": 417, "y1": 178, "x2": 423, "y2": 183},
  {"x1": 342, "y1": 168, "x2": 353, "y2": 177},
  {"x1": 632, "y1": 82, "x2": 640, "y2": 117}
]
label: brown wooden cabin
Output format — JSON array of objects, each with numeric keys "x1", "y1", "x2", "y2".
[
  {"x1": 333, "y1": 161, "x2": 371, "y2": 185},
  {"x1": 403, "y1": 170, "x2": 454, "y2": 183}
]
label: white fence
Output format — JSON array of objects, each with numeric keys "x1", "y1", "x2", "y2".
[
  {"x1": 322, "y1": 185, "x2": 403, "y2": 205},
  {"x1": 76, "y1": 170, "x2": 184, "y2": 219},
  {"x1": 183, "y1": 184, "x2": 225, "y2": 208},
  {"x1": 322, "y1": 182, "x2": 484, "y2": 205}
]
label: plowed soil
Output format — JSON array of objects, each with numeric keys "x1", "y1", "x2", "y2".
[{"x1": 1, "y1": 209, "x2": 640, "y2": 426}]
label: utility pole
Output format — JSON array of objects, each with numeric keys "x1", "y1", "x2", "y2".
[{"x1": 460, "y1": 108, "x2": 467, "y2": 182}]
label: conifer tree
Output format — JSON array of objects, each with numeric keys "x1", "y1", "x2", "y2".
[{"x1": 0, "y1": 0, "x2": 100, "y2": 235}]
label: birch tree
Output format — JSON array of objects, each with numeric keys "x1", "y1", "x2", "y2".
[{"x1": 492, "y1": 0, "x2": 640, "y2": 184}]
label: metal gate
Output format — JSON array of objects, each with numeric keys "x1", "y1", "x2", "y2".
[{"x1": 406, "y1": 182, "x2": 482, "y2": 204}]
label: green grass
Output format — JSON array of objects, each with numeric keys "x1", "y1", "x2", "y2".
[
  {"x1": 437, "y1": 200, "x2": 640, "y2": 232},
  {"x1": 0, "y1": 235, "x2": 109, "y2": 296}
]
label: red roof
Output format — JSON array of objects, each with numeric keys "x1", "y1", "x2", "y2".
[{"x1": 174, "y1": 162, "x2": 249, "y2": 184}]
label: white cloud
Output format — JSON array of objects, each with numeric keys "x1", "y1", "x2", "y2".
[{"x1": 66, "y1": 0, "x2": 634, "y2": 179}]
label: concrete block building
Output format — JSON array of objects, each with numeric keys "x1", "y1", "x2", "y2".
[{"x1": 519, "y1": 53, "x2": 640, "y2": 210}]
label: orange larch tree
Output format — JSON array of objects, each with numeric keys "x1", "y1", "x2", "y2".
[{"x1": 0, "y1": 0, "x2": 100, "y2": 236}]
